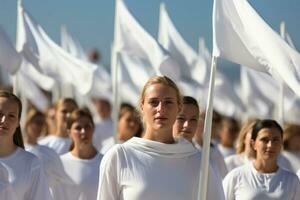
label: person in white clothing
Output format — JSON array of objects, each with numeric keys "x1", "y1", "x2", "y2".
[
  {"x1": 0, "y1": 91, "x2": 52, "y2": 200},
  {"x1": 97, "y1": 76, "x2": 225, "y2": 200},
  {"x1": 223, "y1": 119, "x2": 300, "y2": 200},
  {"x1": 39, "y1": 98, "x2": 78, "y2": 155},
  {"x1": 193, "y1": 110, "x2": 228, "y2": 179},
  {"x1": 24, "y1": 108, "x2": 73, "y2": 188},
  {"x1": 282, "y1": 123, "x2": 300, "y2": 173},
  {"x1": 51, "y1": 109, "x2": 103, "y2": 200},
  {"x1": 226, "y1": 119, "x2": 293, "y2": 172},
  {"x1": 0, "y1": 162, "x2": 16, "y2": 200},
  {"x1": 92, "y1": 97, "x2": 115, "y2": 154}
]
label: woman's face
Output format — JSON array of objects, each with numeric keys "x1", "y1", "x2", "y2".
[
  {"x1": 56, "y1": 102, "x2": 77, "y2": 128},
  {"x1": 69, "y1": 116, "x2": 94, "y2": 147},
  {"x1": 252, "y1": 127, "x2": 282, "y2": 161},
  {"x1": 26, "y1": 114, "x2": 45, "y2": 139},
  {"x1": 173, "y1": 104, "x2": 199, "y2": 142},
  {"x1": 118, "y1": 111, "x2": 140, "y2": 142},
  {"x1": 140, "y1": 83, "x2": 179, "y2": 133},
  {"x1": 0, "y1": 97, "x2": 20, "y2": 140}
]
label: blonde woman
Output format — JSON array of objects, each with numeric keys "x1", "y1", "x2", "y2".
[{"x1": 97, "y1": 76, "x2": 224, "y2": 200}]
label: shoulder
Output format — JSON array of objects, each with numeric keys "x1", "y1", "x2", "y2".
[{"x1": 17, "y1": 148, "x2": 43, "y2": 171}]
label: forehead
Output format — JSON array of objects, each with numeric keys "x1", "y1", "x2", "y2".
[
  {"x1": 257, "y1": 127, "x2": 282, "y2": 138},
  {"x1": 180, "y1": 104, "x2": 199, "y2": 116},
  {"x1": 72, "y1": 116, "x2": 92, "y2": 125},
  {"x1": 144, "y1": 84, "x2": 177, "y2": 99},
  {"x1": 0, "y1": 97, "x2": 19, "y2": 111}
]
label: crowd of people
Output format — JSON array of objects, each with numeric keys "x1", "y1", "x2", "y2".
[{"x1": 0, "y1": 75, "x2": 300, "y2": 199}]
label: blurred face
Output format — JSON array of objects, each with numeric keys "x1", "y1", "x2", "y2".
[
  {"x1": 26, "y1": 114, "x2": 45, "y2": 139},
  {"x1": 118, "y1": 111, "x2": 140, "y2": 142},
  {"x1": 69, "y1": 116, "x2": 94, "y2": 147},
  {"x1": 219, "y1": 120, "x2": 238, "y2": 147},
  {"x1": 93, "y1": 99, "x2": 111, "y2": 119},
  {"x1": 173, "y1": 104, "x2": 199, "y2": 142},
  {"x1": 251, "y1": 128, "x2": 282, "y2": 162},
  {"x1": 0, "y1": 97, "x2": 20, "y2": 140},
  {"x1": 140, "y1": 83, "x2": 179, "y2": 133},
  {"x1": 56, "y1": 101, "x2": 77, "y2": 129}
]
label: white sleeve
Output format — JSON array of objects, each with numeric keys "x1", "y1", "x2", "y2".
[
  {"x1": 206, "y1": 164, "x2": 225, "y2": 200},
  {"x1": 222, "y1": 170, "x2": 237, "y2": 200},
  {"x1": 25, "y1": 158, "x2": 53, "y2": 200},
  {"x1": 291, "y1": 176, "x2": 300, "y2": 200},
  {"x1": 97, "y1": 145, "x2": 121, "y2": 200}
]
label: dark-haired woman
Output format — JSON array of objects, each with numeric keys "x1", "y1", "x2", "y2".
[
  {"x1": 223, "y1": 119, "x2": 300, "y2": 200},
  {"x1": 0, "y1": 91, "x2": 51, "y2": 200},
  {"x1": 51, "y1": 109, "x2": 103, "y2": 200}
]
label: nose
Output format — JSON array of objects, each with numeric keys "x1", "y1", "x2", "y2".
[
  {"x1": 157, "y1": 102, "x2": 165, "y2": 112},
  {"x1": 183, "y1": 120, "x2": 189, "y2": 128},
  {"x1": 0, "y1": 115, "x2": 6, "y2": 123}
]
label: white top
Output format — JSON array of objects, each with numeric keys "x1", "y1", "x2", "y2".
[
  {"x1": 25, "y1": 144, "x2": 73, "y2": 187},
  {"x1": 281, "y1": 151, "x2": 300, "y2": 173},
  {"x1": 225, "y1": 153, "x2": 294, "y2": 173},
  {"x1": 97, "y1": 137, "x2": 225, "y2": 200},
  {"x1": 223, "y1": 162, "x2": 300, "y2": 200},
  {"x1": 217, "y1": 143, "x2": 236, "y2": 158},
  {"x1": 51, "y1": 152, "x2": 103, "y2": 200},
  {"x1": 39, "y1": 135, "x2": 71, "y2": 155},
  {"x1": 297, "y1": 169, "x2": 300, "y2": 180},
  {"x1": 0, "y1": 162, "x2": 17, "y2": 200},
  {"x1": 93, "y1": 118, "x2": 115, "y2": 154},
  {"x1": 193, "y1": 140, "x2": 228, "y2": 179},
  {"x1": 0, "y1": 147, "x2": 52, "y2": 200}
]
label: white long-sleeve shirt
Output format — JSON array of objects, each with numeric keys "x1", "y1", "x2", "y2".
[
  {"x1": 97, "y1": 137, "x2": 225, "y2": 200},
  {"x1": 0, "y1": 162, "x2": 17, "y2": 200},
  {"x1": 51, "y1": 152, "x2": 103, "y2": 200},
  {"x1": 0, "y1": 147, "x2": 52, "y2": 200},
  {"x1": 223, "y1": 162, "x2": 300, "y2": 200}
]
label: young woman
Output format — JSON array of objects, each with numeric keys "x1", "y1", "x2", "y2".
[
  {"x1": 0, "y1": 91, "x2": 51, "y2": 200},
  {"x1": 117, "y1": 103, "x2": 143, "y2": 142},
  {"x1": 97, "y1": 76, "x2": 224, "y2": 200},
  {"x1": 24, "y1": 108, "x2": 72, "y2": 188},
  {"x1": 51, "y1": 109, "x2": 103, "y2": 200},
  {"x1": 223, "y1": 119, "x2": 300, "y2": 199},
  {"x1": 39, "y1": 98, "x2": 78, "y2": 155}
]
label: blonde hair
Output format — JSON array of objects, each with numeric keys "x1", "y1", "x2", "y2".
[
  {"x1": 283, "y1": 123, "x2": 300, "y2": 151},
  {"x1": 236, "y1": 119, "x2": 258, "y2": 154},
  {"x1": 139, "y1": 76, "x2": 182, "y2": 107}
]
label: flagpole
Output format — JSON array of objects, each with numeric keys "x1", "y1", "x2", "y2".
[
  {"x1": 198, "y1": 56, "x2": 217, "y2": 200},
  {"x1": 277, "y1": 21, "x2": 285, "y2": 125}
]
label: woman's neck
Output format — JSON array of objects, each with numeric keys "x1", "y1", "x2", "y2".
[
  {"x1": 143, "y1": 128, "x2": 175, "y2": 144},
  {"x1": 253, "y1": 159, "x2": 278, "y2": 173},
  {"x1": 55, "y1": 126, "x2": 68, "y2": 138},
  {"x1": 71, "y1": 145, "x2": 97, "y2": 159},
  {"x1": 0, "y1": 139, "x2": 17, "y2": 157}
]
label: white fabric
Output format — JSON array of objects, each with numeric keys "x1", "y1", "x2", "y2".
[
  {"x1": 39, "y1": 135, "x2": 71, "y2": 155},
  {"x1": 51, "y1": 152, "x2": 103, "y2": 200},
  {"x1": 25, "y1": 144, "x2": 73, "y2": 187},
  {"x1": 225, "y1": 153, "x2": 294, "y2": 173},
  {"x1": 0, "y1": 162, "x2": 17, "y2": 200},
  {"x1": 217, "y1": 143, "x2": 236, "y2": 158},
  {"x1": 193, "y1": 140, "x2": 228, "y2": 179},
  {"x1": 114, "y1": 0, "x2": 181, "y2": 83},
  {"x1": 17, "y1": 3, "x2": 96, "y2": 95},
  {"x1": 93, "y1": 118, "x2": 115, "y2": 154},
  {"x1": 0, "y1": 25, "x2": 22, "y2": 74},
  {"x1": 297, "y1": 170, "x2": 300, "y2": 180},
  {"x1": 97, "y1": 137, "x2": 225, "y2": 200},
  {"x1": 223, "y1": 162, "x2": 300, "y2": 200},
  {"x1": 213, "y1": 0, "x2": 300, "y2": 98},
  {"x1": 281, "y1": 151, "x2": 300, "y2": 173},
  {"x1": 0, "y1": 147, "x2": 52, "y2": 200}
]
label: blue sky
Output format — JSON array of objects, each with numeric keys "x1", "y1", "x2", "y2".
[{"x1": 1, "y1": 0, "x2": 299, "y2": 82}]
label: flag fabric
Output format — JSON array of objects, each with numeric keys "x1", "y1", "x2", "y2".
[
  {"x1": 17, "y1": 3, "x2": 96, "y2": 95},
  {"x1": 213, "y1": 0, "x2": 300, "y2": 98},
  {"x1": 114, "y1": 0, "x2": 180, "y2": 82},
  {"x1": 0, "y1": 26, "x2": 22, "y2": 74}
]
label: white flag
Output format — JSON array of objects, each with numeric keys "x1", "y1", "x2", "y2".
[
  {"x1": 0, "y1": 26, "x2": 22, "y2": 74},
  {"x1": 114, "y1": 0, "x2": 180, "y2": 81},
  {"x1": 17, "y1": 3, "x2": 96, "y2": 95},
  {"x1": 213, "y1": 0, "x2": 300, "y2": 98}
]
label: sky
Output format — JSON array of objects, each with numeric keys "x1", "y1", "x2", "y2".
[{"x1": 1, "y1": 0, "x2": 300, "y2": 82}]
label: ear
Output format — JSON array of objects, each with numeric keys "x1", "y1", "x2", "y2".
[
  {"x1": 250, "y1": 139, "x2": 256, "y2": 151},
  {"x1": 140, "y1": 103, "x2": 144, "y2": 114}
]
